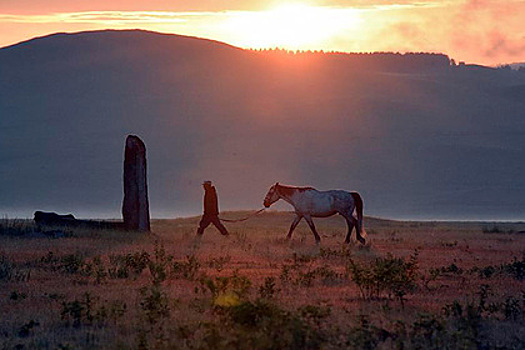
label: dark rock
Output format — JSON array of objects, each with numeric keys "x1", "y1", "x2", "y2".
[
  {"x1": 33, "y1": 211, "x2": 124, "y2": 231},
  {"x1": 122, "y1": 135, "x2": 151, "y2": 231},
  {"x1": 34, "y1": 211, "x2": 76, "y2": 225}
]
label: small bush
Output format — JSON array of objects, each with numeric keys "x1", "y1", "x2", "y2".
[
  {"x1": 207, "y1": 299, "x2": 325, "y2": 350},
  {"x1": 10, "y1": 291, "x2": 27, "y2": 301},
  {"x1": 471, "y1": 254, "x2": 525, "y2": 281},
  {"x1": 258, "y1": 276, "x2": 280, "y2": 299},
  {"x1": 482, "y1": 225, "x2": 515, "y2": 234},
  {"x1": 296, "y1": 265, "x2": 345, "y2": 287},
  {"x1": 108, "y1": 254, "x2": 130, "y2": 279},
  {"x1": 139, "y1": 285, "x2": 170, "y2": 326},
  {"x1": 408, "y1": 313, "x2": 448, "y2": 349},
  {"x1": 61, "y1": 293, "x2": 127, "y2": 328},
  {"x1": 0, "y1": 254, "x2": 15, "y2": 281},
  {"x1": 0, "y1": 219, "x2": 35, "y2": 237},
  {"x1": 319, "y1": 245, "x2": 353, "y2": 260},
  {"x1": 59, "y1": 253, "x2": 88, "y2": 275},
  {"x1": 17, "y1": 320, "x2": 40, "y2": 338},
  {"x1": 148, "y1": 242, "x2": 173, "y2": 285},
  {"x1": 87, "y1": 256, "x2": 107, "y2": 284},
  {"x1": 0, "y1": 254, "x2": 31, "y2": 282},
  {"x1": 341, "y1": 315, "x2": 391, "y2": 350},
  {"x1": 279, "y1": 257, "x2": 346, "y2": 288},
  {"x1": 502, "y1": 254, "x2": 525, "y2": 281},
  {"x1": 108, "y1": 250, "x2": 150, "y2": 279},
  {"x1": 172, "y1": 254, "x2": 201, "y2": 281},
  {"x1": 207, "y1": 255, "x2": 231, "y2": 272},
  {"x1": 61, "y1": 293, "x2": 97, "y2": 328},
  {"x1": 199, "y1": 271, "x2": 252, "y2": 308},
  {"x1": 299, "y1": 304, "x2": 331, "y2": 327},
  {"x1": 348, "y1": 251, "x2": 419, "y2": 303}
]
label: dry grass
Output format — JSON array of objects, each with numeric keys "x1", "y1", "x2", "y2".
[{"x1": 1, "y1": 212, "x2": 524, "y2": 349}]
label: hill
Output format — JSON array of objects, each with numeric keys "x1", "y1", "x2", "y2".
[{"x1": 1, "y1": 29, "x2": 525, "y2": 220}]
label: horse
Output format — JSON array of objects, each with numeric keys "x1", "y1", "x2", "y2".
[{"x1": 263, "y1": 183, "x2": 366, "y2": 245}]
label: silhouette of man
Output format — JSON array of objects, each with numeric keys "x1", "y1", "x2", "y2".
[{"x1": 197, "y1": 180, "x2": 229, "y2": 236}]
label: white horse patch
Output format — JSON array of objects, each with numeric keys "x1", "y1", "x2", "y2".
[{"x1": 263, "y1": 183, "x2": 366, "y2": 244}]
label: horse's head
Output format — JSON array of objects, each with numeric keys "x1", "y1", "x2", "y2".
[{"x1": 263, "y1": 182, "x2": 281, "y2": 208}]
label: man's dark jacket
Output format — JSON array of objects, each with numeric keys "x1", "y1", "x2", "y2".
[{"x1": 203, "y1": 186, "x2": 219, "y2": 215}]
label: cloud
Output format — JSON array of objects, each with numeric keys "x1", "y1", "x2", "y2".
[
  {"x1": 0, "y1": 11, "x2": 225, "y2": 24},
  {"x1": 319, "y1": 0, "x2": 452, "y2": 10},
  {"x1": 449, "y1": 0, "x2": 525, "y2": 62},
  {"x1": 484, "y1": 31, "x2": 525, "y2": 57}
]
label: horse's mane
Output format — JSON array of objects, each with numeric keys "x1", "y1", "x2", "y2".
[{"x1": 277, "y1": 184, "x2": 316, "y2": 196}]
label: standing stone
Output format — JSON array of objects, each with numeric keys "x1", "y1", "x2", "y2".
[{"x1": 122, "y1": 135, "x2": 150, "y2": 231}]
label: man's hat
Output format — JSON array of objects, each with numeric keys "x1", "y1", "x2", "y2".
[{"x1": 203, "y1": 180, "x2": 212, "y2": 186}]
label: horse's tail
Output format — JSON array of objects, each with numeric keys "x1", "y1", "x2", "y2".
[{"x1": 351, "y1": 192, "x2": 366, "y2": 243}]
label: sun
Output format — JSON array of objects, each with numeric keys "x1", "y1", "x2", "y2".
[{"x1": 222, "y1": 3, "x2": 363, "y2": 51}]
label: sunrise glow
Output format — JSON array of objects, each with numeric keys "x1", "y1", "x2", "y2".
[
  {"x1": 221, "y1": 4, "x2": 363, "y2": 50},
  {"x1": 1, "y1": 1, "x2": 525, "y2": 65}
]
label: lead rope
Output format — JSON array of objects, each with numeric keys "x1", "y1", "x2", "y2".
[{"x1": 219, "y1": 208, "x2": 266, "y2": 222}]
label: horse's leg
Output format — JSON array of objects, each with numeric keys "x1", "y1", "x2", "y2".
[
  {"x1": 287, "y1": 215, "x2": 302, "y2": 240},
  {"x1": 304, "y1": 215, "x2": 321, "y2": 244},
  {"x1": 343, "y1": 214, "x2": 357, "y2": 244}
]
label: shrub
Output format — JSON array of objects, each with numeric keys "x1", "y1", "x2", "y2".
[
  {"x1": 109, "y1": 250, "x2": 150, "y2": 279},
  {"x1": 17, "y1": 320, "x2": 40, "y2": 338},
  {"x1": 61, "y1": 293, "x2": 97, "y2": 328},
  {"x1": 348, "y1": 251, "x2": 419, "y2": 304},
  {"x1": 206, "y1": 299, "x2": 325, "y2": 350},
  {"x1": 172, "y1": 254, "x2": 201, "y2": 281},
  {"x1": 340, "y1": 314, "x2": 391, "y2": 350},
  {"x1": 148, "y1": 243, "x2": 173, "y2": 285},
  {"x1": 59, "y1": 253, "x2": 88, "y2": 275},
  {"x1": 471, "y1": 254, "x2": 525, "y2": 281},
  {"x1": 319, "y1": 245, "x2": 353, "y2": 260},
  {"x1": 423, "y1": 263, "x2": 464, "y2": 289},
  {"x1": 299, "y1": 304, "x2": 331, "y2": 327},
  {"x1": 88, "y1": 256, "x2": 107, "y2": 284},
  {"x1": 0, "y1": 219, "x2": 35, "y2": 237},
  {"x1": 296, "y1": 265, "x2": 344, "y2": 287},
  {"x1": 201, "y1": 271, "x2": 252, "y2": 307},
  {"x1": 207, "y1": 255, "x2": 231, "y2": 272},
  {"x1": 139, "y1": 285, "x2": 170, "y2": 326},
  {"x1": 61, "y1": 293, "x2": 127, "y2": 328},
  {"x1": 0, "y1": 254, "x2": 31, "y2": 282},
  {"x1": 502, "y1": 296, "x2": 522, "y2": 321},
  {"x1": 108, "y1": 254, "x2": 130, "y2": 279},
  {"x1": 135, "y1": 284, "x2": 172, "y2": 349},
  {"x1": 279, "y1": 258, "x2": 345, "y2": 288},
  {"x1": 408, "y1": 313, "x2": 448, "y2": 349},
  {"x1": 40, "y1": 251, "x2": 59, "y2": 265},
  {"x1": 502, "y1": 254, "x2": 525, "y2": 281},
  {"x1": 482, "y1": 225, "x2": 515, "y2": 234},
  {"x1": 0, "y1": 254, "x2": 15, "y2": 281},
  {"x1": 10, "y1": 291, "x2": 27, "y2": 301},
  {"x1": 258, "y1": 276, "x2": 279, "y2": 299}
]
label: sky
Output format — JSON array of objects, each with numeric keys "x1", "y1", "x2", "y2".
[{"x1": 1, "y1": 0, "x2": 524, "y2": 66}]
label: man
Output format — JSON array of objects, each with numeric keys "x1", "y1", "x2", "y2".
[{"x1": 197, "y1": 180, "x2": 229, "y2": 236}]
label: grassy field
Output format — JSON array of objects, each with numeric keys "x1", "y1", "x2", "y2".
[{"x1": 1, "y1": 211, "x2": 524, "y2": 349}]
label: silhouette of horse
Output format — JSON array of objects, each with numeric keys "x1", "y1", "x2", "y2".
[{"x1": 263, "y1": 183, "x2": 366, "y2": 244}]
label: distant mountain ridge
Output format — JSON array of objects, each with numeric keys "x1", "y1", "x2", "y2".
[{"x1": 1, "y1": 30, "x2": 524, "y2": 220}]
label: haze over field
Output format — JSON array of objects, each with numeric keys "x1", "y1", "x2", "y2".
[{"x1": 1, "y1": 30, "x2": 525, "y2": 220}]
